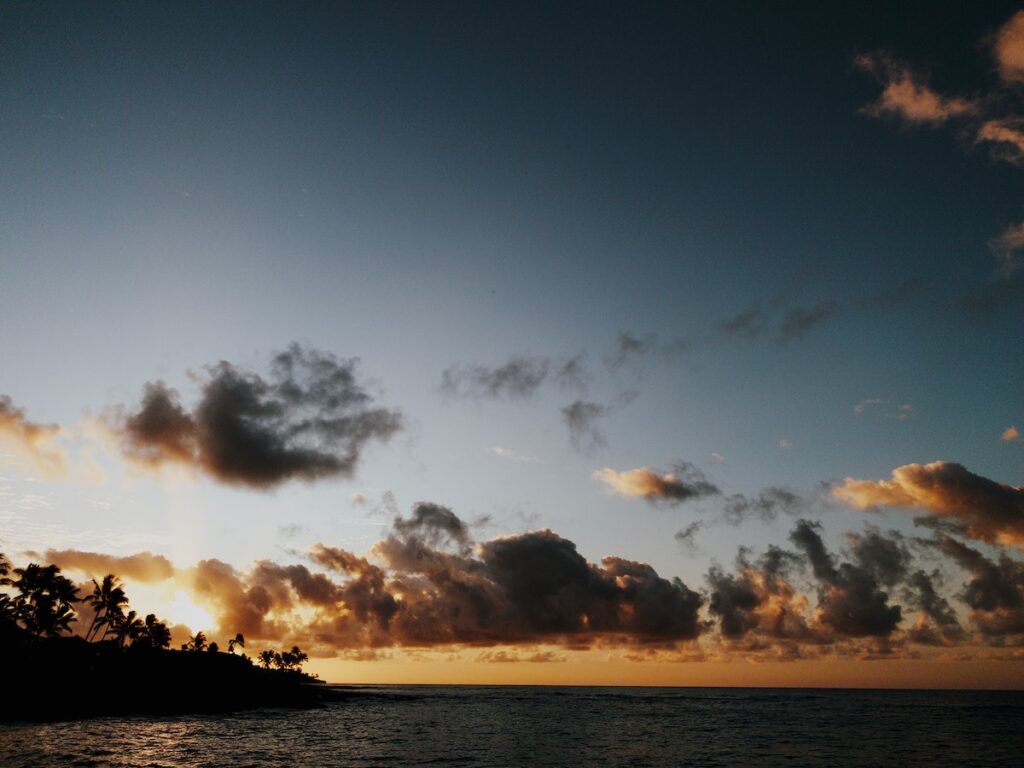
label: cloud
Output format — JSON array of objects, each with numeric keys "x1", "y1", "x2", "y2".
[
  {"x1": 988, "y1": 222, "x2": 1024, "y2": 276},
  {"x1": 778, "y1": 439, "x2": 792, "y2": 450},
  {"x1": 934, "y1": 534, "x2": 1024, "y2": 637},
  {"x1": 994, "y1": 10, "x2": 1024, "y2": 84},
  {"x1": 961, "y1": 273, "x2": 1024, "y2": 316},
  {"x1": 853, "y1": 399, "x2": 885, "y2": 416},
  {"x1": 854, "y1": 53, "x2": 977, "y2": 125},
  {"x1": 476, "y1": 650, "x2": 565, "y2": 663},
  {"x1": 790, "y1": 520, "x2": 903, "y2": 638},
  {"x1": 706, "y1": 546, "x2": 813, "y2": 647},
  {"x1": 778, "y1": 302, "x2": 842, "y2": 342},
  {"x1": 674, "y1": 521, "x2": 703, "y2": 552},
  {"x1": 834, "y1": 461, "x2": 1024, "y2": 549},
  {"x1": 1003, "y1": 426, "x2": 1021, "y2": 443},
  {"x1": 112, "y1": 344, "x2": 402, "y2": 489},
  {"x1": 439, "y1": 356, "x2": 551, "y2": 399},
  {"x1": 720, "y1": 307, "x2": 768, "y2": 339},
  {"x1": 0, "y1": 395, "x2": 67, "y2": 477},
  {"x1": 975, "y1": 119, "x2": 1024, "y2": 165},
  {"x1": 487, "y1": 446, "x2": 541, "y2": 463},
  {"x1": 853, "y1": 399, "x2": 913, "y2": 421},
  {"x1": 36, "y1": 549, "x2": 175, "y2": 582},
  {"x1": 22, "y1": 508, "x2": 1024, "y2": 658},
  {"x1": 391, "y1": 501, "x2": 472, "y2": 552},
  {"x1": 606, "y1": 331, "x2": 657, "y2": 369},
  {"x1": 594, "y1": 463, "x2": 719, "y2": 505},
  {"x1": 721, "y1": 487, "x2": 805, "y2": 525},
  {"x1": 561, "y1": 400, "x2": 608, "y2": 452},
  {"x1": 905, "y1": 568, "x2": 966, "y2": 645}
]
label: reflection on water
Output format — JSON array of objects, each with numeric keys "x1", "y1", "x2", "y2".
[{"x1": 2, "y1": 686, "x2": 1022, "y2": 767}]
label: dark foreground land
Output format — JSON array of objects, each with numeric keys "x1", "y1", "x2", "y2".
[{"x1": 1, "y1": 626, "x2": 337, "y2": 722}]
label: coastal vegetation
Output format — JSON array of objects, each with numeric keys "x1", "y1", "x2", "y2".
[{"x1": 0, "y1": 552, "x2": 329, "y2": 721}]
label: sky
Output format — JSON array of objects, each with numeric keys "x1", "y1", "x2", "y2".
[{"x1": 1, "y1": 1, "x2": 1024, "y2": 687}]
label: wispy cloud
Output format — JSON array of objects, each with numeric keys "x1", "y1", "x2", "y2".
[
  {"x1": 854, "y1": 52, "x2": 977, "y2": 125},
  {"x1": 0, "y1": 396, "x2": 68, "y2": 478},
  {"x1": 487, "y1": 446, "x2": 541, "y2": 463}
]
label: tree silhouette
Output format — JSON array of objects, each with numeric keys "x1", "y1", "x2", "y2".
[
  {"x1": 258, "y1": 649, "x2": 276, "y2": 668},
  {"x1": 112, "y1": 610, "x2": 145, "y2": 648},
  {"x1": 280, "y1": 645, "x2": 309, "y2": 671},
  {"x1": 181, "y1": 630, "x2": 208, "y2": 652},
  {"x1": 138, "y1": 613, "x2": 172, "y2": 650},
  {"x1": 8, "y1": 563, "x2": 81, "y2": 637},
  {"x1": 0, "y1": 553, "x2": 12, "y2": 624},
  {"x1": 227, "y1": 632, "x2": 245, "y2": 654},
  {"x1": 85, "y1": 574, "x2": 128, "y2": 642}
]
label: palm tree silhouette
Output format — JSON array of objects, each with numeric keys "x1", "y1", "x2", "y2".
[
  {"x1": 9, "y1": 563, "x2": 81, "y2": 637},
  {"x1": 85, "y1": 574, "x2": 128, "y2": 642},
  {"x1": 113, "y1": 610, "x2": 145, "y2": 648},
  {"x1": 227, "y1": 633, "x2": 245, "y2": 654},
  {"x1": 0, "y1": 553, "x2": 14, "y2": 629},
  {"x1": 258, "y1": 649, "x2": 276, "y2": 668},
  {"x1": 139, "y1": 613, "x2": 172, "y2": 649},
  {"x1": 181, "y1": 630, "x2": 208, "y2": 652}
]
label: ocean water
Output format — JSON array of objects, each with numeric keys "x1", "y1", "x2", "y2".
[{"x1": 1, "y1": 686, "x2": 1022, "y2": 767}]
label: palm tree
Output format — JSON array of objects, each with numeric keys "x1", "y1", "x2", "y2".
[
  {"x1": 227, "y1": 633, "x2": 245, "y2": 654},
  {"x1": 84, "y1": 575, "x2": 128, "y2": 642},
  {"x1": 281, "y1": 645, "x2": 309, "y2": 671},
  {"x1": 112, "y1": 610, "x2": 144, "y2": 648},
  {"x1": 0, "y1": 553, "x2": 13, "y2": 627},
  {"x1": 9, "y1": 563, "x2": 81, "y2": 637},
  {"x1": 180, "y1": 630, "x2": 207, "y2": 652},
  {"x1": 139, "y1": 613, "x2": 172, "y2": 650},
  {"x1": 258, "y1": 649, "x2": 276, "y2": 668}
]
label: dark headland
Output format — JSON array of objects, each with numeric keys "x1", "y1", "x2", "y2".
[{"x1": 0, "y1": 558, "x2": 343, "y2": 722}]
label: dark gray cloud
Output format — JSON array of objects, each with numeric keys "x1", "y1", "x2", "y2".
[
  {"x1": 606, "y1": 331, "x2": 658, "y2": 369},
  {"x1": 778, "y1": 302, "x2": 842, "y2": 342},
  {"x1": 705, "y1": 546, "x2": 813, "y2": 644},
  {"x1": 905, "y1": 569, "x2": 966, "y2": 645},
  {"x1": 674, "y1": 521, "x2": 703, "y2": 551},
  {"x1": 392, "y1": 502, "x2": 472, "y2": 552},
  {"x1": 115, "y1": 344, "x2": 402, "y2": 489},
  {"x1": 722, "y1": 487, "x2": 805, "y2": 525},
  {"x1": 962, "y1": 274, "x2": 1024, "y2": 317},
  {"x1": 790, "y1": 520, "x2": 903, "y2": 637},
  {"x1": 562, "y1": 400, "x2": 608, "y2": 452},
  {"x1": 935, "y1": 534, "x2": 1024, "y2": 637},
  {"x1": 440, "y1": 356, "x2": 551, "y2": 399},
  {"x1": 720, "y1": 307, "x2": 768, "y2": 339}
]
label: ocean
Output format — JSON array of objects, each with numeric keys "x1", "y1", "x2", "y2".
[{"x1": 1, "y1": 686, "x2": 1021, "y2": 767}]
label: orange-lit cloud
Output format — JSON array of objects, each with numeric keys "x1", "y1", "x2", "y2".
[
  {"x1": 593, "y1": 464, "x2": 719, "y2": 504},
  {"x1": 834, "y1": 461, "x2": 1024, "y2": 549},
  {"x1": 994, "y1": 10, "x2": 1024, "y2": 84},
  {"x1": 976, "y1": 119, "x2": 1024, "y2": 165},
  {"x1": 26, "y1": 506, "x2": 1024, "y2": 666},
  {"x1": 0, "y1": 395, "x2": 67, "y2": 477},
  {"x1": 854, "y1": 53, "x2": 977, "y2": 125},
  {"x1": 1003, "y1": 425, "x2": 1021, "y2": 443},
  {"x1": 39, "y1": 549, "x2": 175, "y2": 583}
]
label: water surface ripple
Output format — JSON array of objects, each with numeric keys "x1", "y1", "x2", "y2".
[{"x1": 2, "y1": 686, "x2": 1021, "y2": 767}]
